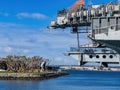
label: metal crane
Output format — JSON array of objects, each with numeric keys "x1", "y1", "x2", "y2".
[{"x1": 68, "y1": 0, "x2": 84, "y2": 13}]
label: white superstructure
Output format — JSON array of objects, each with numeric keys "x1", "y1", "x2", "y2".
[{"x1": 49, "y1": 1, "x2": 120, "y2": 67}]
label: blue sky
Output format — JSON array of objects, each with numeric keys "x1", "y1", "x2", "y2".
[{"x1": 0, "y1": 0, "x2": 116, "y2": 65}]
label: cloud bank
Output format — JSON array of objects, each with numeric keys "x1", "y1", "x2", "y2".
[{"x1": 0, "y1": 22, "x2": 89, "y2": 65}]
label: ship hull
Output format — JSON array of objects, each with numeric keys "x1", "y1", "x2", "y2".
[{"x1": 97, "y1": 40, "x2": 120, "y2": 54}]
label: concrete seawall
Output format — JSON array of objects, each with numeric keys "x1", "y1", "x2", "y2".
[
  {"x1": 0, "y1": 72, "x2": 68, "y2": 80},
  {"x1": 60, "y1": 66, "x2": 120, "y2": 72}
]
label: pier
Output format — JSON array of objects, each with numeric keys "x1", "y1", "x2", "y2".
[{"x1": 60, "y1": 65, "x2": 120, "y2": 72}]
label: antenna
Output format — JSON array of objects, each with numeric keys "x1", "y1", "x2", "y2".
[
  {"x1": 68, "y1": 0, "x2": 84, "y2": 13},
  {"x1": 88, "y1": 0, "x2": 92, "y2": 9}
]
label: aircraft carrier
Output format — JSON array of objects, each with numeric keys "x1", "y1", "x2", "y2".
[{"x1": 49, "y1": 0, "x2": 120, "y2": 67}]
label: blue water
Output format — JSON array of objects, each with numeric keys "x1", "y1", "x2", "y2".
[{"x1": 0, "y1": 70, "x2": 120, "y2": 90}]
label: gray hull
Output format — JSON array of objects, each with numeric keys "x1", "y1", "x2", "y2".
[{"x1": 98, "y1": 40, "x2": 120, "y2": 54}]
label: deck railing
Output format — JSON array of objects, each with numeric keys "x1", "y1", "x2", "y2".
[{"x1": 92, "y1": 24, "x2": 120, "y2": 36}]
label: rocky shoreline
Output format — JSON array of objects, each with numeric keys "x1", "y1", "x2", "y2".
[{"x1": 0, "y1": 72, "x2": 68, "y2": 80}]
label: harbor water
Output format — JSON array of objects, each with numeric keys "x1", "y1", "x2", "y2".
[{"x1": 0, "y1": 70, "x2": 120, "y2": 90}]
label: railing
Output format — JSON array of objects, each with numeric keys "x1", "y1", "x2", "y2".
[
  {"x1": 92, "y1": 24, "x2": 120, "y2": 35},
  {"x1": 70, "y1": 47, "x2": 79, "y2": 52},
  {"x1": 70, "y1": 47, "x2": 95, "y2": 52},
  {"x1": 70, "y1": 47, "x2": 117, "y2": 55}
]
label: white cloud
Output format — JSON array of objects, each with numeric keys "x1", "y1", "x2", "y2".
[
  {"x1": 51, "y1": 56, "x2": 77, "y2": 65},
  {"x1": 54, "y1": 57, "x2": 62, "y2": 62},
  {"x1": 23, "y1": 49, "x2": 30, "y2": 53},
  {"x1": 0, "y1": 22, "x2": 88, "y2": 65},
  {"x1": 0, "y1": 11, "x2": 47, "y2": 20},
  {"x1": 16, "y1": 12, "x2": 47, "y2": 19},
  {"x1": 4, "y1": 47, "x2": 12, "y2": 53}
]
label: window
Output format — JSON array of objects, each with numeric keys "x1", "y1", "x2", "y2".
[
  {"x1": 109, "y1": 55, "x2": 113, "y2": 59},
  {"x1": 89, "y1": 55, "x2": 93, "y2": 58},
  {"x1": 96, "y1": 55, "x2": 99, "y2": 58},
  {"x1": 103, "y1": 55, "x2": 106, "y2": 59}
]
